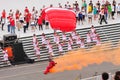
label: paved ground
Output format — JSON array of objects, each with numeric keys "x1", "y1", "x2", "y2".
[{"x1": 0, "y1": 61, "x2": 120, "y2": 80}]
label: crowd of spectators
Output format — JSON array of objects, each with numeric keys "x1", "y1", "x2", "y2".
[{"x1": 0, "y1": 0, "x2": 120, "y2": 34}]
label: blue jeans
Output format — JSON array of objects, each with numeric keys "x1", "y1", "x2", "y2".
[
  {"x1": 8, "y1": 24, "x2": 10, "y2": 32},
  {"x1": 11, "y1": 26, "x2": 15, "y2": 34},
  {"x1": 105, "y1": 13, "x2": 108, "y2": 20}
]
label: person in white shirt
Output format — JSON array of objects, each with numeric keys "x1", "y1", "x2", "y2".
[{"x1": 117, "y1": 3, "x2": 120, "y2": 16}]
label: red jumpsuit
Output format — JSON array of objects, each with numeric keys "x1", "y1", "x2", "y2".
[{"x1": 44, "y1": 61, "x2": 56, "y2": 74}]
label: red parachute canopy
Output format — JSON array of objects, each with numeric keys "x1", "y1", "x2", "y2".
[{"x1": 41, "y1": 8, "x2": 76, "y2": 32}]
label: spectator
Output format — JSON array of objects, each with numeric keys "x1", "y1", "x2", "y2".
[
  {"x1": 74, "y1": 1, "x2": 79, "y2": 11},
  {"x1": 117, "y1": 3, "x2": 120, "y2": 16},
  {"x1": 88, "y1": 4, "x2": 92, "y2": 13},
  {"x1": 6, "y1": 16, "x2": 11, "y2": 32},
  {"x1": 78, "y1": 11, "x2": 83, "y2": 25},
  {"x1": 89, "y1": 0, "x2": 93, "y2": 12},
  {"x1": 107, "y1": 4, "x2": 112, "y2": 18},
  {"x1": 104, "y1": 5, "x2": 108, "y2": 20},
  {"x1": 82, "y1": 0, "x2": 87, "y2": 15},
  {"x1": 93, "y1": 6, "x2": 98, "y2": 20},
  {"x1": 100, "y1": 8, "x2": 108, "y2": 25},
  {"x1": 102, "y1": 72, "x2": 109, "y2": 80},
  {"x1": 81, "y1": 7, "x2": 86, "y2": 21},
  {"x1": 23, "y1": 20, "x2": 27, "y2": 33},
  {"x1": 25, "y1": 11, "x2": 31, "y2": 30},
  {"x1": 10, "y1": 16, "x2": 15, "y2": 34},
  {"x1": 111, "y1": 4, "x2": 116, "y2": 20},
  {"x1": 30, "y1": 17, "x2": 36, "y2": 32},
  {"x1": 96, "y1": 0, "x2": 101, "y2": 10},
  {"x1": 114, "y1": 71, "x2": 120, "y2": 80},
  {"x1": 1, "y1": 9, "x2": 6, "y2": 31},
  {"x1": 38, "y1": 16, "x2": 43, "y2": 30},
  {"x1": 88, "y1": 12, "x2": 93, "y2": 24},
  {"x1": 15, "y1": 10, "x2": 20, "y2": 31}
]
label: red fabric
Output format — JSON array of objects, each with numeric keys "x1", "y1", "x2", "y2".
[
  {"x1": 41, "y1": 8, "x2": 76, "y2": 32},
  {"x1": 25, "y1": 13, "x2": 31, "y2": 22},
  {"x1": 38, "y1": 16, "x2": 42, "y2": 25},
  {"x1": 2, "y1": 11, "x2": 6, "y2": 18},
  {"x1": 44, "y1": 61, "x2": 56, "y2": 74},
  {"x1": 15, "y1": 13, "x2": 20, "y2": 19}
]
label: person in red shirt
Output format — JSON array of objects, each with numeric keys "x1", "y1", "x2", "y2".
[
  {"x1": 10, "y1": 16, "x2": 15, "y2": 34},
  {"x1": 44, "y1": 58, "x2": 57, "y2": 74},
  {"x1": 1, "y1": 9, "x2": 6, "y2": 31},
  {"x1": 37, "y1": 16, "x2": 43, "y2": 30},
  {"x1": 25, "y1": 12, "x2": 31, "y2": 30}
]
